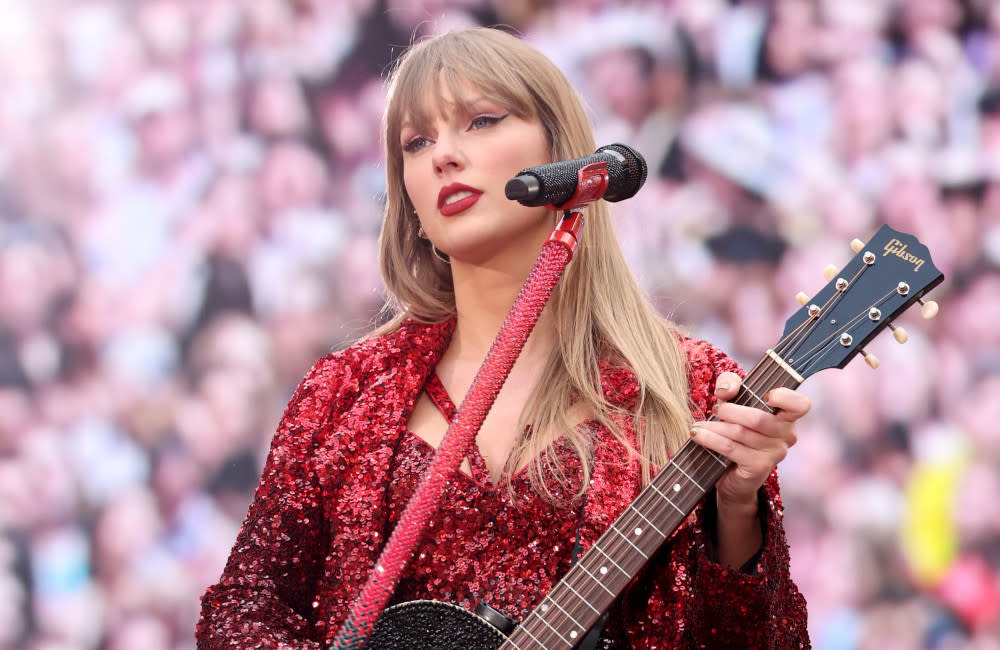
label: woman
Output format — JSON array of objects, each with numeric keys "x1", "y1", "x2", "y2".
[{"x1": 197, "y1": 28, "x2": 810, "y2": 648}]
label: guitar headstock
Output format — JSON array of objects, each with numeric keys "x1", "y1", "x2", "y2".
[{"x1": 777, "y1": 225, "x2": 944, "y2": 381}]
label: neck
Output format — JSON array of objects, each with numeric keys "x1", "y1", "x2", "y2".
[{"x1": 448, "y1": 256, "x2": 557, "y2": 362}]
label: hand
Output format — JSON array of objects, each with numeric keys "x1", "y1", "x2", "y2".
[{"x1": 691, "y1": 372, "x2": 810, "y2": 509}]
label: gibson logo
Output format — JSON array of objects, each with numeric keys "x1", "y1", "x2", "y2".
[{"x1": 883, "y1": 238, "x2": 925, "y2": 272}]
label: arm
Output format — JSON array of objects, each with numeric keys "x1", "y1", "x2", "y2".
[
  {"x1": 620, "y1": 342, "x2": 809, "y2": 648},
  {"x1": 693, "y1": 372, "x2": 809, "y2": 568},
  {"x1": 196, "y1": 356, "x2": 343, "y2": 649},
  {"x1": 684, "y1": 369, "x2": 811, "y2": 647}
]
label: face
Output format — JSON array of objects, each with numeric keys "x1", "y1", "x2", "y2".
[{"x1": 400, "y1": 80, "x2": 553, "y2": 267}]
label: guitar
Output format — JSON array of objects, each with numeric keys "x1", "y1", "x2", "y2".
[{"x1": 364, "y1": 224, "x2": 944, "y2": 649}]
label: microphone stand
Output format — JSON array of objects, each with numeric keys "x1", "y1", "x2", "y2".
[{"x1": 331, "y1": 161, "x2": 611, "y2": 649}]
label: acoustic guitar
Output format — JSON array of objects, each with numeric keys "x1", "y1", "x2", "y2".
[{"x1": 365, "y1": 224, "x2": 943, "y2": 649}]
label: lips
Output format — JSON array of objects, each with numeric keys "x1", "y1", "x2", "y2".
[{"x1": 437, "y1": 183, "x2": 483, "y2": 217}]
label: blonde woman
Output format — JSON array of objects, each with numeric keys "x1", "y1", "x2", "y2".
[{"x1": 198, "y1": 28, "x2": 810, "y2": 649}]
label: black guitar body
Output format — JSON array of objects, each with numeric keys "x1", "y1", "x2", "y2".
[{"x1": 366, "y1": 600, "x2": 506, "y2": 650}]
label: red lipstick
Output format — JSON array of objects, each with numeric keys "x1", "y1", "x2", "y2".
[{"x1": 437, "y1": 183, "x2": 483, "y2": 217}]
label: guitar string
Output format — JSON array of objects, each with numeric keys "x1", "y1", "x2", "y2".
[
  {"x1": 513, "y1": 290, "x2": 843, "y2": 646},
  {"x1": 513, "y1": 342, "x2": 808, "y2": 646},
  {"x1": 792, "y1": 284, "x2": 886, "y2": 366},
  {"x1": 527, "y1": 243, "x2": 934, "y2": 644},
  {"x1": 513, "y1": 360, "x2": 798, "y2": 647},
  {"x1": 796, "y1": 288, "x2": 896, "y2": 378},
  {"x1": 782, "y1": 262, "x2": 892, "y2": 370},
  {"x1": 538, "y1": 262, "x2": 882, "y2": 638},
  {"x1": 532, "y1": 251, "x2": 884, "y2": 640}
]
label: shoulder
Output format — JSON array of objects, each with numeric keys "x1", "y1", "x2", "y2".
[
  {"x1": 598, "y1": 335, "x2": 743, "y2": 413},
  {"x1": 319, "y1": 317, "x2": 454, "y2": 375},
  {"x1": 283, "y1": 317, "x2": 454, "y2": 443},
  {"x1": 293, "y1": 318, "x2": 454, "y2": 397},
  {"x1": 678, "y1": 336, "x2": 743, "y2": 383}
]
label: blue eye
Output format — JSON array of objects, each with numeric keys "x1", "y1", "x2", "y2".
[
  {"x1": 402, "y1": 136, "x2": 430, "y2": 153},
  {"x1": 470, "y1": 114, "x2": 509, "y2": 130}
]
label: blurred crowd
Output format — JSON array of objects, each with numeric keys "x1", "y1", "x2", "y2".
[{"x1": 0, "y1": 0, "x2": 997, "y2": 648}]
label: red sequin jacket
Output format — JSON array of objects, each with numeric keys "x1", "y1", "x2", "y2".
[{"x1": 196, "y1": 318, "x2": 810, "y2": 648}]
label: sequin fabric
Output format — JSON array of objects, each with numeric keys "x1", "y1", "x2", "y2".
[{"x1": 196, "y1": 318, "x2": 810, "y2": 649}]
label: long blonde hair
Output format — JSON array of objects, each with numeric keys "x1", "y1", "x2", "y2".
[{"x1": 376, "y1": 28, "x2": 692, "y2": 497}]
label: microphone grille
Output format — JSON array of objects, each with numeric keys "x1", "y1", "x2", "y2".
[{"x1": 600, "y1": 143, "x2": 647, "y2": 202}]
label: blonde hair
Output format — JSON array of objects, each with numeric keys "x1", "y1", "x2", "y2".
[{"x1": 376, "y1": 28, "x2": 692, "y2": 497}]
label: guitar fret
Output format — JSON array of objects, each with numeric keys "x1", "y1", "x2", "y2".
[
  {"x1": 590, "y1": 544, "x2": 628, "y2": 579},
  {"x1": 504, "y1": 637, "x2": 524, "y2": 650},
  {"x1": 708, "y1": 449, "x2": 730, "y2": 467},
  {"x1": 536, "y1": 606, "x2": 571, "y2": 646},
  {"x1": 670, "y1": 460, "x2": 704, "y2": 492},
  {"x1": 559, "y1": 580, "x2": 601, "y2": 616},
  {"x1": 740, "y1": 384, "x2": 774, "y2": 413},
  {"x1": 610, "y1": 523, "x2": 648, "y2": 559},
  {"x1": 541, "y1": 593, "x2": 586, "y2": 637},
  {"x1": 629, "y1": 505, "x2": 665, "y2": 537},
  {"x1": 516, "y1": 622, "x2": 542, "y2": 647},
  {"x1": 575, "y1": 561, "x2": 616, "y2": 597},
  {"x1": 649, "y1": 483, "x2": 686, "y2": 516}
]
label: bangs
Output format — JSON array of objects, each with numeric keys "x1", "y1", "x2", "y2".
[{"x1": 386, "y1": 30, "x2": 542, "y2": 152}]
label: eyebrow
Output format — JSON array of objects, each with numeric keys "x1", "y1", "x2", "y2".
[{"x1": 400, "y1": 94, "x2": 503, "y2": 135}]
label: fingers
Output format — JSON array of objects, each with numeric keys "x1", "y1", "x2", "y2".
[
  {"x1": 712, "y1": 402, "x2": 794, "y2": 444},
  {"x1": 690, "y1": 421, "x2": 777, "y2": 462},
  {"x1": 713, "y1": 372, "x2": 742, "y2": 401},
  {"x1": 763, "y1": 388, "x2": 811, "y2": 421},
  {"x1": 690, "y1": 419, "x2": 789, "y2": 494},
  {"x1": 714, "y1": 372, "x2": 811, "y2": 418},
  {"x1": 695, "y1": 373, "x2": 809, "y2": 504},
  {"x1": 691, "y1": 425, "x2": 785, "y2": 479}
]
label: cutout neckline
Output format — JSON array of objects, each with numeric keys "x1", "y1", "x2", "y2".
[{"x1": 421, "y1": 372, "x2": 496, "y2": 487}]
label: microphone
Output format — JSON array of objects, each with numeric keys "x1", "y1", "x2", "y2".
[{"x1": 504, "y1": 143, "x2": 647, "y2": 207}]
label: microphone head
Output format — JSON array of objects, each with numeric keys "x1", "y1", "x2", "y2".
[
  {"x1": 597, "y1": 143, "x2": 648, "y2": 202},
  {"x1": 504, "y1": 175, "x2": 540, "y2": 201}
]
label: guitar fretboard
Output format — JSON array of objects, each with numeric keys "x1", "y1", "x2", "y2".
[{"x1": 502, "y1": 356, "x2": 801, "y2": 650}]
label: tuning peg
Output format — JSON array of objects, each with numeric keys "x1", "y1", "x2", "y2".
[
  {"x1": 796, "y1": 292, "x2": 809, "y2": 306},
  {"x1": 851, "y1": 239, "x2": 865, "y2": 253},
  {"x1": 861, "y1": 350, "x2": 880, "y2": 369},
  {"x1": 889, "y1": 324, "x2": 909, "y2": 343},
  {"x1": 919, "y1": 298, "x2": 939, "y2": 319},
  {"x1": 823, "y1": 264, "x2": 838, "y2": 281}
]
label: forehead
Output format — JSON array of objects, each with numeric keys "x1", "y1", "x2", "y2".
[
  {"x1": 401, "y1": 77, "x2": 505, "y2": 131},
  {"x1": 401, "y1": 78, "x2": 481, "y2": 125},
  {"x1": 395, "y1": 64, "x2": 535, "y2": 135}
]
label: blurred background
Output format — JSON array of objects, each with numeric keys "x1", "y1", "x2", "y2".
[{"x1": 0, "y1": 0, "x2": 997, "y2": 648}]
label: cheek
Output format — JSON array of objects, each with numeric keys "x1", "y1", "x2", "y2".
[{"x1": 402, "y1": 166, "x2": 429, "y2": 210}]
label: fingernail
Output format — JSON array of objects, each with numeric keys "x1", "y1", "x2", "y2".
[
  {"x1": 690, "y1": 427, "x2": 701, "y2": 438},
  {"x1": 711, "y1": 403, "x2": 720, "y2": 415},
  {"x1": 715, "y1": 381, "x2": 730, "y2": 394}
]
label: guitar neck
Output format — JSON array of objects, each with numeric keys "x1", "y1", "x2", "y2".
[{"x1": 503, "y1": 353, "x2": 801, "y2": 649}]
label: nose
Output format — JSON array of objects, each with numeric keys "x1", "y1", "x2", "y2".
[{"x1": 431, "y1": 130, "x2": 465, "y2": 175}]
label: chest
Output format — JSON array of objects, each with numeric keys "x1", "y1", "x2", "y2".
[{"x1": 384, "y1": 432, "x2": 585, "y2": 620}]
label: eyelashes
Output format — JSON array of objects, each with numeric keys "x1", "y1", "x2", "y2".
[
  {"x1": 402, "y1": 135, "x2": 430, "y2": 153},
  {"x1": 469, "y1": 114, "x2": 508, "y2": 130},
  {"x1": 401, "y1": 113, "x2": 510, "y2": 153}
]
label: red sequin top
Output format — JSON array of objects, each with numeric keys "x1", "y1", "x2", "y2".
[{"x1": 196, "y1": 318, "x2": 810, "y2": 649}]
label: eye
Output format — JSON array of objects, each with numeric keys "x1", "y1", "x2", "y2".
[
  {"x1": 469, "y1": 114, "x2": 509, "y2": 130},
  {"x1": 402, "y1": 135, "x2": 431, "y2": 153}
]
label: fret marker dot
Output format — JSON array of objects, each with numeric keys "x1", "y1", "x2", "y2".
[
  {"x1": 634, "y1": 527, "x2": 643, "y2": 536},
  {"x1": 600, "y1": 566, "x2": 608, "y2": 575},
  {"x1": 570, "y1": 631, "x2": 578, "y2": 639},
  {"x1": 673, "y1": 483, "x2": 681, "y2": 492},
  {"x1": 541, "y1": 604, "x2": 549, "y2": 612}
]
